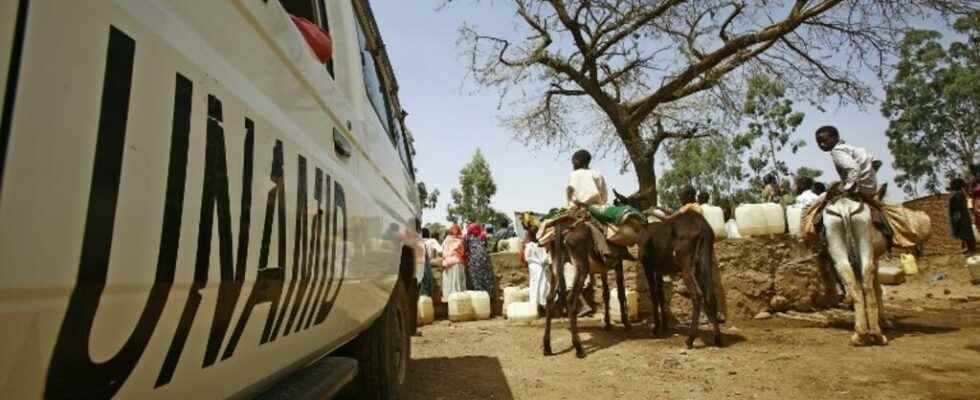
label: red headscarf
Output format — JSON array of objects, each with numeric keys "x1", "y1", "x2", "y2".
[
  {"x1": 448, "y1": 223, "x2": 462, "y2": 237},
  {"x1": 466, "y1": 222, "x2": 486, "y2": 241}
]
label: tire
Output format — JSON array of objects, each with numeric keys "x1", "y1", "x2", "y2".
[{"x1": 343, "y1": 280, "x2": 411, "y2": 399}]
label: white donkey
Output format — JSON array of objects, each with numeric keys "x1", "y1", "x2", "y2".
[{"x1": 823, "y1": 196, "x2": 889, "y2": 346}]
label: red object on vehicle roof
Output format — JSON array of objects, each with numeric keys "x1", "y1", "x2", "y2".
[{"x1": 289, "y1": 14, "x2": 333, "y2": 63}]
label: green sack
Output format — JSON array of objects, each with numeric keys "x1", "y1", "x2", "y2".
[{"x1": 587, "y1": 204, "x2": 642, "y2": 224}]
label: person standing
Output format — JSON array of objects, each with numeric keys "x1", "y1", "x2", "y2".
[
  {"x1": 794, "y1": 176, "x2": 819, "y2": 210},
  {"x1": 761, "y1": 173, "x2": 781, "y2": 203},
  {"x1": 972, "y1": 164, "x2": 980, "y2": 240},
  {"x1": 948, "y1": 178, "x2": 976, "y2": 254},
  {"x1": 465, "y1": 223, "x2": 496, "y2": 312},
  {"x1": 419, "y1": 228, "x2": 440, "y2": 297},
  {"x1": 523, "y1": 226, "x2": 551, "y2": 311},
  {"x1": 440, "y1": 224, "x2": 467, "y2": 302}
]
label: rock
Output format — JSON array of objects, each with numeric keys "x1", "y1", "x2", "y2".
[
  {"x1": 943, "y1": 288, "x2": 951, "y2": 295},
  {"x1": 770, "y1": 295, "x2": 790, "y2": 312},
  {"x1": 926, "y1": 293, "x2": 934, "y2": 299},
  {"x1": 879, "y1": 266, "x2": 906, "y2": 285},
  {"x1": 754, "y1": 311, "x2": 772, "y2": 320}
]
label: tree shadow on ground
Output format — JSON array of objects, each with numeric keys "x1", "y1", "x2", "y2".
[{"x1": 404, "y1": 356, "x2": 514, "y2": 400}]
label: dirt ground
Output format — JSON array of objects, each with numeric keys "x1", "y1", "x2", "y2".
[{"x1": 406, "y1": 257, "x2": 980, "y2": 400}]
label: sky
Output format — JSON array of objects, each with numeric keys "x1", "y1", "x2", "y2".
[{"x1": 370, "y1": 2, "x2": 950, "y2": 225}]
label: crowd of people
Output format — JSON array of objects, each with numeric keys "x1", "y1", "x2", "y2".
[{"x1": 418, "y1": 223, "x2": 499, "y2": 314}]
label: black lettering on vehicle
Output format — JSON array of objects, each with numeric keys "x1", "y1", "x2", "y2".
[
  {"x1": 271, "y1": 155, "x2": 309, "y2": 339},
  {"x1": 155, "y1": 96, "x2": 257, "y2": 386},
  {"x1": 45, "y1": 28, "x2": 190, "y2": 399},
  {"x1": 314, "y1": 182, "x2": 347, "y2": 324},
  {"x1": 43, "y1": 24, "x2": 354, "y2": 395},
  {"x1": 298, "y1": 168, "x2": 326, "y2": 329},
  {"x1": 222, "y1": 140, "x2": 288, "y2": 358}
]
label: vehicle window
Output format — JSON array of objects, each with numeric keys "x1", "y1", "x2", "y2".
[
  {"x1": 355, "y1": 19, "x2": 395, "y2": 144},
  {"x1": 279, "y1": 0, "x2": 316, "y2": 22},
  {"x1": 282, "y1": 0, "x2": 334, "y2": 77}
]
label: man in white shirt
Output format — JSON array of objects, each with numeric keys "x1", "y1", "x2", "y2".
[{"x1": 566, "y1": 149, "x2": 617, "y2": 260}]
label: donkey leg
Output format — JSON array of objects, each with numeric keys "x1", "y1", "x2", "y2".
[
  {"x1": 568, "y1": 265, "x2": 588, "y2": 358},
  {"x1": 656, "y1": 272, "x2": 671, "y2": 336},
  {"x1": 704, "y1": 287, "x2": 724, "y2": 347},
  {"x1": 863, "y1": 265, "x2": 886, "y2": 345},
  {"x1": 680, "y1": 269, "x2": 702, "y2": 349},
  {"x1": 600, "y1": 272, "x2": 612, "y2": 330},
  {"x1": 542, "y1": 264, "x2": 559, "y2": 356},
  {"x1": 615, "y1": 261, "x2": 631, "y2": 330},
  {"x1": 642, "y1": 260, "x2": 661, "y2": 335}
]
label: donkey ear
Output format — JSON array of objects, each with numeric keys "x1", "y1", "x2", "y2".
[
  {"x1": 613, "y1": 189, "x2": 629, "y2": 204},
  {"x1": 876, "y1": 183, "x2": 888, "y2": 201}
]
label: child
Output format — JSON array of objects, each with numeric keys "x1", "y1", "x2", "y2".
[{"x1": 523, "y1": 226, "x2": 551, "y2": 311}]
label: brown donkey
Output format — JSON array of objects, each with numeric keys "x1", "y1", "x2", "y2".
[
  {"x1": 614, "y1": 190, "x2": 723, "y2": 349},
  {"x1": 541, "y1": 217, "x2": 632, "y2": 359}
]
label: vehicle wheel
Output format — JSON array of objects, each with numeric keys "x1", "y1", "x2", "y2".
[{"x1": 344, "y1": 280, "x2": 411, "y2": 399}]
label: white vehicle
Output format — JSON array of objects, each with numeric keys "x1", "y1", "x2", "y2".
[{"x1": 0, "y1": 0, "x2": 421, "y2": 398}]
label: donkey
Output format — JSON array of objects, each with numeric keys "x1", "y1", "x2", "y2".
[
  {"x1": 541, "y1": 213, "x2": 633, "y2": 359},
  {"x1": 613, "y1": 190, "x2": 723, "y2": 349},
  {"x1": 823, "y1": 195, "x2": 889, "y2": 346}
]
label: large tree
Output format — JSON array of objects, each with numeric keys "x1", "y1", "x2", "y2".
[
  {"x1": 882, "y1": 13, "x2": 980, "y2": 195},
  {"x1": 454, "y1": 0, "x2": 975, "y2": 207},
  {"x1": 447, "y1": 149, "x2": 500, "y2": 224}
]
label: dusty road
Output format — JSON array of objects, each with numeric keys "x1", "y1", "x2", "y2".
[{"x1": 406, "y1": 272, "x2": 980, "y2": 400}]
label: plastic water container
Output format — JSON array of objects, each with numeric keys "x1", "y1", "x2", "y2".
[
  {"x1": 967, "y1": 255, "x2": 980, "y2": 284},
  {"x1": 417, "y1": 295, "x2": 434, "y2": 326},
  {"x1": 447, "y1": 292, "x2": 475, "y2": 322},
  {"x1": 497, "y1": 237, "x2": 521, "y2": 252},
  {"x1": 736, "y1": 203, "x2": 785, "y2": 236},
  {"x1": 702, "y1": 205, "x2": 726, "y2": 239},
  {"x1": 900, "y1": 254, "x2": 918, "y2": 275},
  {"x1": 468, "y1": 290, "x2": 492, "y2": 320},
  {"x1": 734, "y1": 204, "x2": 764, "y2": 236},
  {"x1": 724, "y1": 219, "x2": 742, "y2": 239},
  {"x1": 879, "y1": 266, "x2": 906, "y2": 286},
  {"x1": 609, "y1": 288, "x2": 639, "y2": 323},
  {"x1": 503, "y1": 286, "x2": 529, "y2": 317},
  {"x1": 506, "y1": 302, "x2": 538, "y2": 324},
  {"x1": 786, "y1": 206, "x2": 803, "y2": 236}
]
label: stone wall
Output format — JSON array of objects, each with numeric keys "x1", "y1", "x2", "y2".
[{"x1": 485, "y1": 234, "x2": 838, "y2": 320}]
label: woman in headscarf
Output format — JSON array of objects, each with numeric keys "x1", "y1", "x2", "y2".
[
  {"x1": 440, "y1": 224, "x2": 467, "y2": 302},
  {"x1": 464, "y1": 222, "x2": 495, "y2": 312}
]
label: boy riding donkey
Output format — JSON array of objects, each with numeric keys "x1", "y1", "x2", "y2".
[{"x1": 803, "y1": 126, "x2": 926, "y2": 304}]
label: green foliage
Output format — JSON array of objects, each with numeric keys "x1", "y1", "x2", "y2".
[
  {"x1": 658, "y1": 135, "x2": 748, "y2": 209},
  {"x1": 447, "y1": 149, "x2": 499, "y2": 224},
  {"x1": 417, "y1": 181, "x2": 440, "y2": 210},
  {"x1": 732, "y1": 74, "x2": 806, "y2": 191},
  {"x1": 882, "y1": 15, "x2": 980, "y2": 196},
  {"x1": 794, "y1": 167, "x2": 824, "y2": 180}
]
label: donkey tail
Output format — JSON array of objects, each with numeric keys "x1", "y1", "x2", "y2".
[{"x1": 695, "y1": 222, "x2": 717, "y2": 312}]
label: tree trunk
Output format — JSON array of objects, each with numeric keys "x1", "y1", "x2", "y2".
[{"x1": 621, "y1": 126, "x2": 658, "y2": 209}]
